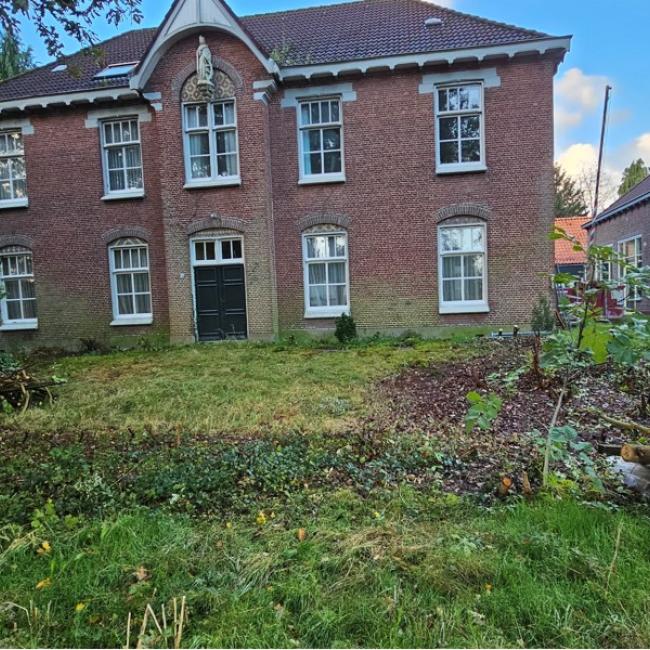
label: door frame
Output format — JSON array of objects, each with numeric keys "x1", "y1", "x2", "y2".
[{"x1": 189, "y1": 234, "x2": 249, "y2": 341}]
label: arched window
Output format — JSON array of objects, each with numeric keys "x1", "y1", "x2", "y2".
[
  {"x1": 108, "y1": 238, "x2": 152, "y2": 325},
  {"x1": 302, "y1": 230, "x2": 350, "y2": 318},
  {"x1": 181, "y1": 71, "x2": 240, "y2": 187},
  {"x1": 438, "y1": 221, "x2": 488, "y2": 314},
  {"x1": 0, "y1": 245, "x2": 37, "y2": 329}
]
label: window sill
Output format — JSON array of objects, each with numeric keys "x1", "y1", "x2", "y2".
[
  {"x1": 439, "y1": 303, "x2": 489, "y2": 315},
  {"x1": 0, "y1": 320, "x2": 38, "y2": 331},
  {"x1": 299, "y1": 173, "x2": 346, "y2": 186},
  {"x1": 304, "y1": 308, "x2": 349, "y2": 319},
  {"x1": 436, "y1": 163, "x2": 487, "y2": 175},
  {"x1": 0, "y1": 198, "x2": 29, "y2": 210},
  {"x1": 110, "y1": 316, "x2": 153, "y2": 327},
  {"x1": 184, "y1": 177, "x2": 241, "y2": 190},
  {"x1": 102, "y1": 190, "x2": 145, "y2": 202}
]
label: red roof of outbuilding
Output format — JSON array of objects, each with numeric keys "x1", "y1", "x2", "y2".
[{"x1": 555, "y1": 216, "x2": 589, "y2": 264}]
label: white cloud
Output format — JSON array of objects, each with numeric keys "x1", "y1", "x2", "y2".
[
  {"x1": 556, "y1": 143, "x2": 619, "y2": 211},
  {"x1": 421, "y1": 0, "x2": 455, "y2": 6},
  {"x1": 554, "y1": 67, "x2": 610, "y2": 133}
]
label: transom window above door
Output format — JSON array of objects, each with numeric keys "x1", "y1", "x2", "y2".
[
  {"x1": 192, "y1": 237, "x2": 244, "y2": 265},
  {"x1": 298, "y1": 98, "x2": 345, "y2": 184},
  {"x1": 183, "y1": 100, "x2": 240, "y2": 187},
  {"x1": 438, "y1": 223, "x2": 488, "y2": 314},
  {"x1": 435, "y1": 83, "x2": 485, "y2": 174},
  {"x1": 302, "y1": 232, "x2": 349, "y2": 318}
]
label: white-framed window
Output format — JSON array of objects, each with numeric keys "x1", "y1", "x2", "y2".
[
  {"x1": 302, "y1": 231, "x2": 349, "y2": 318},
  {"x1": 618, "y1": 235, "x2": 643, "y2": 310},
  {"x1": 183, "y1": 100, "x2": 240, "y2": 187},
  {"x1": 435, "y1": 83, "x2": 485, "y2": 174},
  {"x1": 0, "y1": 130, "x2": 28, "y2": 208},
  {"x1": 101, "y1": 118, "x2": 144, "y2": 198},
  {"x1": 596, "y1": 245, "x2": 613, "y2": 282},
  {"x1": 438, "y1": 223, "x2": 488, "y2": 314},
  {"x1": 108, "y1": 238, "x2": 152, "y2": 326},
  {"x1": 0, "y1": 246, "x2": 37, "y2": 330},
  {"x1": 191, "y1": 236, "x2": 244, "y2": 266},
  {"x1": 298, "y1": 98, "x2": 345, "y2": 184}
]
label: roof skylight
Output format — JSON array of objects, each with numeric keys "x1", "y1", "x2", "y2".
[{"x1": 94, "y1": 62, "x2": 137, "y2": 79}]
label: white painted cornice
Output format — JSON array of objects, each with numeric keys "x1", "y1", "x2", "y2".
[
  {"x1": 0, "y1": 87, "x2": 140, "y2": 115},
  {"x1": 278, "y1": 36, "x2": 571, "y2": 81}
]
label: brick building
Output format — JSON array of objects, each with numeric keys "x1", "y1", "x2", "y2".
[
  {"x1": 587, "y1": 175, "x2": 650, "y2": 314},
  {"x1": 0, "y1": 0, "x2": 570, "y2": 348}
]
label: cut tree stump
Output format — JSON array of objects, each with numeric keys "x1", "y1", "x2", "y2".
[{"x1": 621, "y1": 444, "x2": 650, "y2": 466}]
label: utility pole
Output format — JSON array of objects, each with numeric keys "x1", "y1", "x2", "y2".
[{"x1": 589, "y1": 84, "x2": 612, "y2": 244}]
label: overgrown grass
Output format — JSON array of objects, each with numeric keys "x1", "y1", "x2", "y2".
[
  {"x1": 1, "y1": 491, "x2": 649, "y2": 648},
  {"x1": 4, "y1": 337, "x2": 475, "y2": 436}
]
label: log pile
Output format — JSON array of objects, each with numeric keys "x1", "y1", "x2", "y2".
[{"x1": 0, "y1": 368, "x2": 56, "y2": 413}]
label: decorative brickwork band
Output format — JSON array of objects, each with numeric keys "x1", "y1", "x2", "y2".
[
  {"x1": 102, "y1": 226, "x2": 151, "y2": 244},
  {"x1": 0, "y1": 234, "x2": 33, "y2": 249},
  {"x1": 172, "y1": 58, "x2": 244, "y2": 97},
  {"x1": 436, "y1": 203, "x2": 491, "y2": 223},
  {"x1": 186, "y1": 214, "x2": 251, "y2": 235},
  {"x1": 297, "y1": 213, "x2": 350, "y2": 232}
]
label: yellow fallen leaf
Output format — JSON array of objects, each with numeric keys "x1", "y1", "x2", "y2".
[
  {"x1": 36, "y1": 577, "x2": 51, "y2": 590},
  {"x1": 256, "y1": 511, "x2": 267, "y2": 526},
  {"x1": 37, "y1": 541, "x2": 52, "y2": 556},
  {"x1": 226, "y1": 522, "x2": 233, "y2": 529},
  {"x1": 75, "y1": 602, "x2": 87, "y2": 613},
  {"x1": 296, "y1": 528, "x2": 306, "y2": 542}
]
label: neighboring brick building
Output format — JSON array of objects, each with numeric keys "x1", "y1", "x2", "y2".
[
  {"x1": 0, "y1": 0, "x2": 570, "y2": 348},
  {"x1": 586, "y1": 175, "x2": 650, "y2": 314},
  {"x1": 555, "y1": 215, "x2": 588, "y2": 277}
]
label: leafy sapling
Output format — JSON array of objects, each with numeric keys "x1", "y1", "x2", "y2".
[{"x1": 465, "y1": 391, "x2": 503, "y2": 433}]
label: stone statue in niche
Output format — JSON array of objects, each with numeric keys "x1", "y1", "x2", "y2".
[{"x1": 196, "y1": 35, "x2": 214, "y2": 89}]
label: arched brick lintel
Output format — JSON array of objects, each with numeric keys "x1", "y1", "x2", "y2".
[
  {"x1": 436, "y1": 203, "x2": 491, "y2": 223},
  {"x1": 297, "y1": 213, "x2": 350, "y2": 232},
  {"x1": 0, "y1": 234, "x2": 34, "y2": 249},
  {"x1": 186, "y1": 214, "x2": 251, "y2": 235},
  {"x1": 102, "y1": 226, "x2": 151, "y2": 244},
  {"x1": 171, "y1": 56, "x2": 244, "y2": 96}
]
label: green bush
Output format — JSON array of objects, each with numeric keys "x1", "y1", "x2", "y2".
[{"x1": 334, "y1": 313, "x2": 357, "y2": 343}]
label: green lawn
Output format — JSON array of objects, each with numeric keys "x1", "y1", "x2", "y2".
[
  {"x1": 7, "y1": 338, "x2": 470, "y2": 436},
  {"x1": 3, "y1": 335, "x2": 650, "y2": 648},
  {"x1": 2, "y1": 491, "x2": 650, "y2": 648}
]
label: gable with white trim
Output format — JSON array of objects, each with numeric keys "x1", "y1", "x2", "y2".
[{"x1": 130, "y1": 0, "x2": 277, "y2": 90}]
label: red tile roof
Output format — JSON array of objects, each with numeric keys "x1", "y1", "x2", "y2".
[
  {"x1": 555, "y1": 216, "x2": 589, "y2": 264},
  {"x1": 0, "y1": 0, "x2": 560, "y2": 104}
]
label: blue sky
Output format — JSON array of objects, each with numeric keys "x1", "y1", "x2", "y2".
[{"x1": 18, "y1": 0, "x2": 650, "y2": 199}]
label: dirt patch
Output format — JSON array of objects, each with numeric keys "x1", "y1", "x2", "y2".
[{"x1": 371, "y1": 340, "x2": 648, "y2": 497}]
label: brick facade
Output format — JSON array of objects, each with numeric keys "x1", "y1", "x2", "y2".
[
  {"x1": 0, "y1": 14, "x2": 562, "y2": 350},
  {"x1": 590, "y1": 202, "x2": 650, "y2": 314}
]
